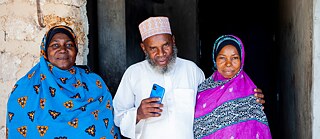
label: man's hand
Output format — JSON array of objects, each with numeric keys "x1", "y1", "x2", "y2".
[
  {"x1": 136, "y1": 97, "x2": 163, "y2": 123},
  {"x1": 254, "y1": 88, "x2": 265, "y2": 109}
]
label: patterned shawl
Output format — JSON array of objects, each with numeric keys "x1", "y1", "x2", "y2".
[
  {"x1": 193, "y1": 35, "x2": 272, "y2": 139},
  {"x1": 6, "y1": 25, "x2": 120, "y2": 139}
]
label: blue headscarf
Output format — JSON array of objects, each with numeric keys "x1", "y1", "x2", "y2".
[{"x1": 6, "y1": 25, "x2": 121, "y2": 139}]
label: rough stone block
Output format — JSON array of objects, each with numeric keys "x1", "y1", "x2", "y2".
[
  {"x1": 0, "y1": 30, "x2": 4, "y2": 42},
  {"x1": 5, "y1": 17, "x2": 38, "y2": 41},
  {"x1": 0, "y1": 126, "x2": 5, "y2": 139},
  {"x1": 50, "y1": 0, "x2": 86, "y2": 7},
  {"x1": 0, "y1": 0, "x2": 12, "y2": 5},
  {"x1": 0, "y1": 52, "x2": 20, "y2": 81}
]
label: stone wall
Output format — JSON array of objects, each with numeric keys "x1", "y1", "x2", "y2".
[{"x1": 0, "y1": 0, "x2": 88, "y2": 138}]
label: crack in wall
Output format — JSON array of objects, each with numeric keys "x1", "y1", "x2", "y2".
[{"x1": 4, "y1": 31, "x2": 7, "y2": 41}]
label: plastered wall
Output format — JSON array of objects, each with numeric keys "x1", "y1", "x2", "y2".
[
  {"x1": 278, "y1": 0, "x2": 313, "y2": 138},
  {"x1": 0, "y1": 0, "x2": 88, "y2": 137},
  {"x1": 313, "y1": 0, "x2": 320, "y2": 138}
]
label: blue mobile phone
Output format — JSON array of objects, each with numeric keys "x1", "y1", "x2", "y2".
[{"x1": 149, "y1": 84, "x2": 165, "y2": 104}]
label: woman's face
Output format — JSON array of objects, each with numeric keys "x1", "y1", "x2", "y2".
[
  {"x1": 216, "y1": 45, "x2": 241, "y2": 79},
  {"x1": 47, "y1": 33, "x2": 77, "y2": 70}
]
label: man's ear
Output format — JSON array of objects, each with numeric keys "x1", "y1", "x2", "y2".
[
  {"x1": 172, "y1": 35, "x2": 176, "y2": 46},
  {"x1": 140, "y1": 42, "x2": 146, "y2": 54}
]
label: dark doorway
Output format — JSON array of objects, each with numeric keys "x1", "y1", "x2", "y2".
[
  {"x1": 199, "y1": 0, "x2": 280, "y2": 138},
  {"x1": 125, "y1": 0, "x2": 199, "y2": 66},
  {"x1": 86, "y1": 0, "x2": 98, "y2": 73}
]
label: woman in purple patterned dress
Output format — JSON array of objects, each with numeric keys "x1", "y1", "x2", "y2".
[{"x1": 193, "y1": 35, "x2": 272, "y2": 139}]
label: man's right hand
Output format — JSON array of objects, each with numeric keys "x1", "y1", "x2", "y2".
[{"x1": 136, "y1": 97, "x2": 163, "y2": 123}]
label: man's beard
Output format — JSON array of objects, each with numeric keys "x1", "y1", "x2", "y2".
[{"x1": 146, "y1": 46, "x2": 178, "y2": 74}]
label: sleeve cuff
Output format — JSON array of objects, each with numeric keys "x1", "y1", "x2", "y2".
[{"x1": 119, "y1": 107, "x2": 145, "y2": 139}]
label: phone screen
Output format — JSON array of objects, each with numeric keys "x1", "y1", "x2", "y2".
[{"x1": 149, "y1": 84, "x2": 165, "y2": 104}]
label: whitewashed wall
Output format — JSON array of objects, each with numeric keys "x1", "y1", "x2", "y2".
[
  {"x1": 313, "y1": 0, "x2": 320, "y2": 138},
  {"x1": 0, "y1": 0, "x2": 88, "y2": 138}
]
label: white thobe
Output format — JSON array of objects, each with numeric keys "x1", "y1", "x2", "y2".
[{"x1": 113, "y1": 58, "x2": 205, "y2": 139}]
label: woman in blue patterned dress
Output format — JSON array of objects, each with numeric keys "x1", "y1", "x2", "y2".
[{"x1": 6, "y1": 25, "x2": 121, "y2": 139}]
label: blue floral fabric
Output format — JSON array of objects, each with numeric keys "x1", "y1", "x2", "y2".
[{"x1": 6, "y1": 25, "x2": 121, "y2": 139}]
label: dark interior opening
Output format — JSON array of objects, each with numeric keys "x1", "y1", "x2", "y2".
[{"x1": 86, "y1": 0, "x2": 99, "y2": 73}]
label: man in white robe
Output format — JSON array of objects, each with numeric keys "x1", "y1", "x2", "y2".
[{"x1": 113, "y1": 16, "x2": 205, "y2": 139}]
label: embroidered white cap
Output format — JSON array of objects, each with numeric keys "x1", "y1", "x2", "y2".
[{"x1": 138, "y1": 16, "x2": 172, "y2": 41}]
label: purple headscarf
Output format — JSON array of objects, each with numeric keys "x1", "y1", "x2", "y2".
[{"x1": 193, "y1": 35, "x2": 272, "y2": 139}]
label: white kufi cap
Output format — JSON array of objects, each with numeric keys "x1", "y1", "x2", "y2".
[{"x1": 138, "y1": 16, "x2": 172, "y2": 41}]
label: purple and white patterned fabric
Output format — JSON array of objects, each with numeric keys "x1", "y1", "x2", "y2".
[{"x1": 193, "y1": 35, "x2": 272, "y2": 139}]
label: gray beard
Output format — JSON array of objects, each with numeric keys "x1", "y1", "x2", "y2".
[{"x1": 146, "y1": 46, "x2": 178, "y2": 74}]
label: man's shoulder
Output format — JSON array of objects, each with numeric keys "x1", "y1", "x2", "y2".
[
  {"x1": 176, "y1": 57, "x2": 204, "y2": 75},
  {"x1": 176, "y1": 57, "x2": 199, "y2": 67},
  {"x1": 124, "y1": 60, "x2": 149, "y2": 74},
  {"x1": 128, "y1": 60, "x2": 147, "y2": 68}
]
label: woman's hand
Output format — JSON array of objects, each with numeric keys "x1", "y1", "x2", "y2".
[{"x1": 254, "y1": 88, "x2": 265, "y2": 109}]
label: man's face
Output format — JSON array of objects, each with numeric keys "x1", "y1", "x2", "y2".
[
  {"x1": 140, "y1": 34, "x2": 177, "y2": 74},
  {"x1": 47, "y1": 33, "x2": 77, "y2": 70}
]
